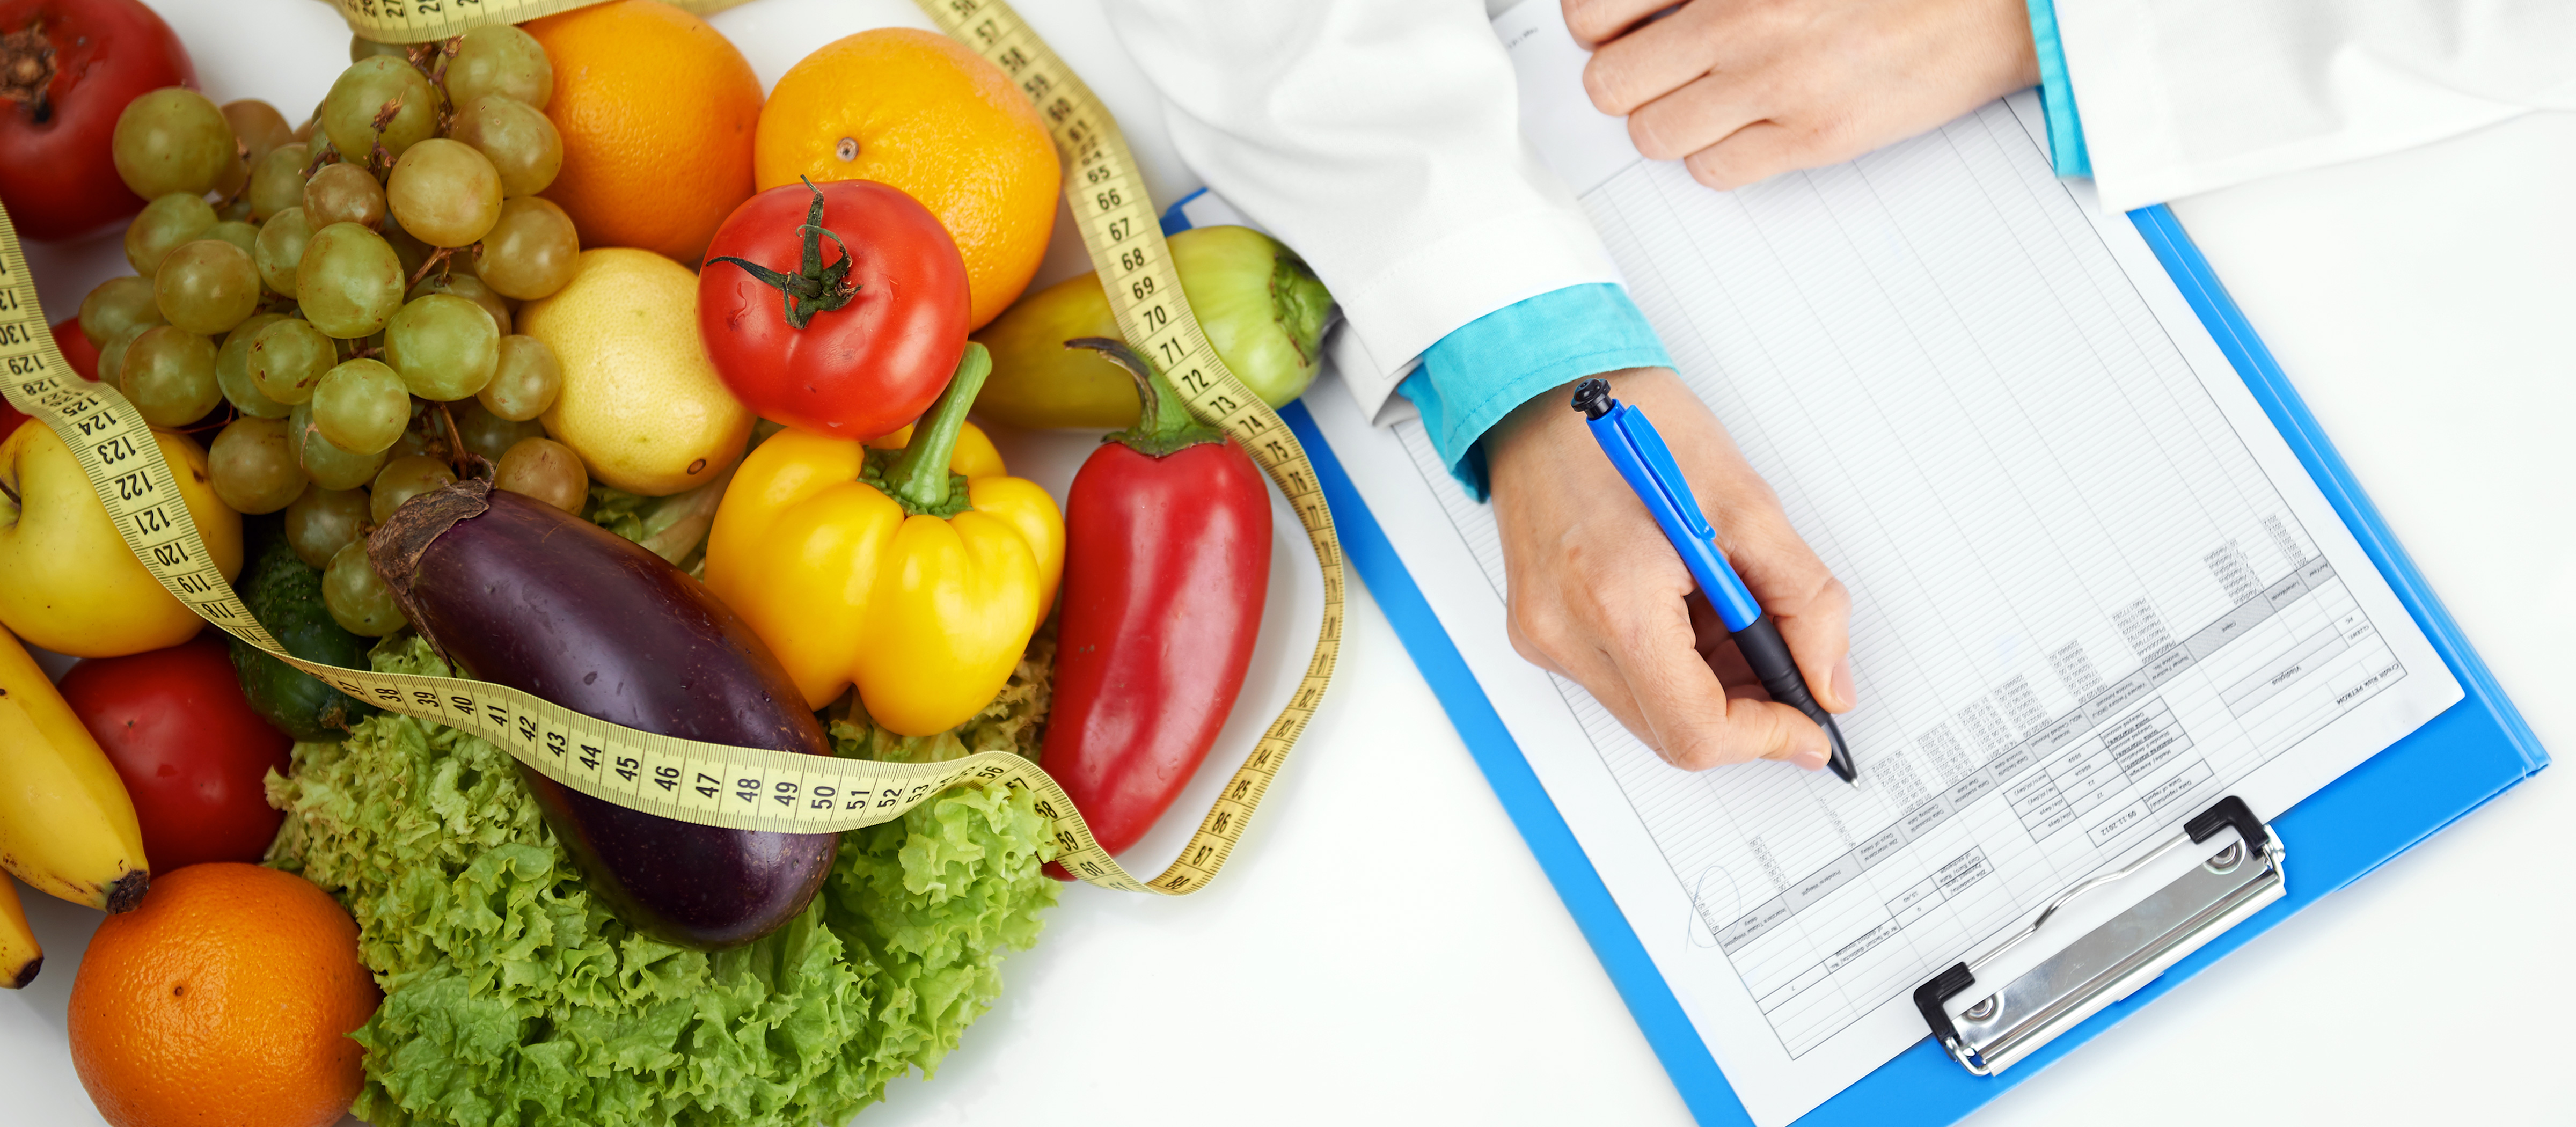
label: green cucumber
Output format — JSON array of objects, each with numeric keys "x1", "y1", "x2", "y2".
[{"x1": 229, "y1": 524, "x2": 379, "y2": 741}]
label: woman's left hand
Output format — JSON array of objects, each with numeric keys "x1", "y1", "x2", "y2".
[{"x1": 1565, "y1": 0, "x2": 2042, "y2": 191}]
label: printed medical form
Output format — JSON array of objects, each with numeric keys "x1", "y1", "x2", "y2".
[{"x1": 1305, "y1": 6, "x2": 2464, "y2": 1123}]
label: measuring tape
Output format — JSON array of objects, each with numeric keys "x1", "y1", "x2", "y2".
[
  {"x1": 913, "y1": 0, "x2": 1348, "y2": 896},
  {"x1": 324, "y1": 0, "x2": 753, "y2": 43},
  {"x1": 0, "y1": 0, "x2": 1344, "y2": 897}
]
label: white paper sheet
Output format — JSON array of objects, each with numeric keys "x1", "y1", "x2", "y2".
[{"x1": 1304, "y1": 7, "x2": 2464, "y2": 1124}]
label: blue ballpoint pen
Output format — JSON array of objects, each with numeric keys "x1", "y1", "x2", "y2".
[{"x1": 1571, "y1": 378, "x2": 1857, "y2": 785}]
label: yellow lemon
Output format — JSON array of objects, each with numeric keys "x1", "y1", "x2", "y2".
[{"x1": 520, "y1": 248, "x2": 751, "y2": 496}]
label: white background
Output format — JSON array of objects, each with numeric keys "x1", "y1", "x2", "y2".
[{"x1": 4, "y1": 2, "x2": 2570, "y2": 1125}]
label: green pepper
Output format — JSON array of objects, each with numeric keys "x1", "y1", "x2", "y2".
[{"x1": 971, "y1": 225, "x2": 1334, "y2": 429}]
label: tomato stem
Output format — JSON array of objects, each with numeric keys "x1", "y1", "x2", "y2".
[
  {"x1": 879, "y1": 344, "x2": 991, "y2": 514},
  {"x1": 1069, "y1": 337, "x2": 1225, "y2": 459},
  {"x1": 705, "y1": 178, "x2": 863, "y2": 330}
]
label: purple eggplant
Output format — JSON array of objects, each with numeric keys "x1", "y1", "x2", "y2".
[{"x1": 370, "y1": 480, "x2": 837, "y2": 949}]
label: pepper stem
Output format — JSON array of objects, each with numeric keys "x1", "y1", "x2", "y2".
[
  {"x1": 1067, "y1": 337, "x2": 1226, "y2": 459},
  {"x1": 884, "y1": 343, "x2": 992, "y2": 511}
]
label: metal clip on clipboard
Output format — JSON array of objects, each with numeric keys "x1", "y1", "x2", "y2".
[{"x1": 1913, "y1": 795, "x2": 2284, "y2": 1075}]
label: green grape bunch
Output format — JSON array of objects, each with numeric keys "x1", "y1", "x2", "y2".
[{"x1": 79, "y1": 23, "x2": 579, "y2": 557}]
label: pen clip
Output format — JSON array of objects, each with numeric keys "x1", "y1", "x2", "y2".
[{"x1": 1613, "y1": 408, "x2": 1718, "y2": 540}]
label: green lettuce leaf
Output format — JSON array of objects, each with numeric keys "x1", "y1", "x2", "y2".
[
  {"x1": 581, "y1": 484, "x2": 657, "y2": 544},
  {"x1": 580, "y1": 476, "x2": 733, "y2": 576},
  {"x1": 267, "y1": 636, "x2": 1057, "y2": 1127}
]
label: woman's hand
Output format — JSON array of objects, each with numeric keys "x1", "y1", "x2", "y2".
[
  {"x1": 1565, "y1": 0, "x2": 2040, "y2": 190},
  {"x1": 1485, "y1": 367, "x2": 1853, "y2": 770}
]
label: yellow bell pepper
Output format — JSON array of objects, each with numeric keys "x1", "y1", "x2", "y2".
[{"x1": 705, "y1": 345, "x2": 1064, "y2": 735}]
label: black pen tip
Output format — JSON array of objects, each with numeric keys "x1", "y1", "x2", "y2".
[{"x1": 1823, "y1": 715, "x2": 1858, "y2": 786}]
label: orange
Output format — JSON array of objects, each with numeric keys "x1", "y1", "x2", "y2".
[
  {"x1": 756, "y1": 28, "x2": 1060, "y2": 330},
  {"x1": 67, "y1": 863, "x2": 379, "y2": 1127},
  {"x1": 527, "y1": 0, "x2": 764, "y2": 265}
]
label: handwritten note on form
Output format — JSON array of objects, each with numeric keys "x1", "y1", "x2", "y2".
[{"x1": 1307, "y1": 6, "x2": 2463, "y2": 1124}]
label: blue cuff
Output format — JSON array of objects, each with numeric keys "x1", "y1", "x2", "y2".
[
  {"x1": 2026, "y1": 0, "x2": 2092, "y2": 177},
  {"x1": 1397, "y1": 282, "x2": 1673, "y2": 500}
]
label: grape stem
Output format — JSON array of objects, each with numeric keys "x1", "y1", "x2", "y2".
[
  {"x1": 408, "y1": 247, "x2": 453, "y2": 288},
  {"x1": 704, "y1": 178, "x2": 863, "y2": 331},
  {"x1": 178, "y1": 406, "x2": 238, "y2": 436},
  {"x1": 429, "y1": 38, "x2": 460, "y2": 87},
  {"x1": 435, "y1": 402, "x2": 488, "y2": 480},
  {"x1": 368, "y1": 97, "x2": 402, "y2": 172}
]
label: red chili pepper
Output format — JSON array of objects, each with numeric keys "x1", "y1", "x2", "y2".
[{"x1": 1042, "y1": 339, "x2": 1270, "y2": 877}]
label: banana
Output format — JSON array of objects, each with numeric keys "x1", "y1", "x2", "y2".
[
  {"x1": 0, "y1": 874, "x2": 38, "y2": 988},
  {"x1": 0, "y1": 626, "x2": 148, "y2": 913}
]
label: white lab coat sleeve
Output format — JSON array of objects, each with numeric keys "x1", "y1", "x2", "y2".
[
  {"x1": 2055, "y1": 0, "x2": 2576, "y2": 211},
  {"x1": 1096, "y1": 0, "x2": 1622, "y2": 420}
]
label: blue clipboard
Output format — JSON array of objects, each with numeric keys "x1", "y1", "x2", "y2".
[{"x1": 1271, "y1": 204, "x2": 2550, "y2": 1126}]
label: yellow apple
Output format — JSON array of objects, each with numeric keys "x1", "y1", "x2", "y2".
[{"x1": 0, "y1": 422, "x2": 239, "y2": 657}]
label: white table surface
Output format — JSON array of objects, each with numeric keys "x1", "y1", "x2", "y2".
[{"x1": 5, "y1": 2, "x2": 2570, "y2": 1125}]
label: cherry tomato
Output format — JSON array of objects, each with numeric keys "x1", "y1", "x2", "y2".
[
  {"x1": 0, "y1": 0, "x2": 196, "y2": 241},
  {"x1": 698, "y1": 179, "x2": 970, "y2": 441},
  {"x1": 57, "y1": 635, "x2": 292, "y2": 872}
]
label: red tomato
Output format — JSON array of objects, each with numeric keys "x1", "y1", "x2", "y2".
[
  {"x1": 698, "y1": 179, "x2": 970, "y2": 441},
  {"x1": 0, "y1": 0, "x2": 196, "y2": 241},
  {"x1": 57, "y1": 635, "x2": 291, "y2": 872}
]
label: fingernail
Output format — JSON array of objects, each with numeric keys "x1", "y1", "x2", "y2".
[
  {"x1": 1831, "y1": 656, "x2": 1855, "y2": 709},
  {"x1": 1796, "y1": 748, "x2": 1829, "y2": 771}
]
